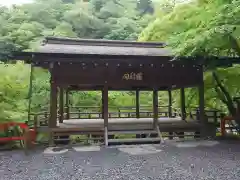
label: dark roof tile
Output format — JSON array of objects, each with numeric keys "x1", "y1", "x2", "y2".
[
  {"x1": 31, "y1": 37, "x2": 172, "y2": 56},
  {"x1": 38, "y1": 43, "x2": 172, "y2": 56}
]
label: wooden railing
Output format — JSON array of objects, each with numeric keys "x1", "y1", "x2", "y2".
[{"x1": 28, "y1": 106, "x2": 222, "y2": 129}]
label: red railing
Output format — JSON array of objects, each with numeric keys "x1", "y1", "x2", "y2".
[
  {"x1": 0, "y1": 122, "x2": 36, "y2": 149},
  {"x1": 220, "y1": 116, "x2": 240, "y2": 136}
]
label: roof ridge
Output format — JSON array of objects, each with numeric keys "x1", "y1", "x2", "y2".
[{"x1": 44, "y1": 36, "x2": 167, "y2": 48}]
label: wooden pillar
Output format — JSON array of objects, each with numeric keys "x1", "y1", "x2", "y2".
[
  {"x1": 59, "y1": 87, "x2": 64, "y2": 123},
  {"x1": 153, "y1": 89, "x2": 158, "y2": 128},
  {"x1": 49, "y1": 77, "x2": 58, "y2": 128},
  {"x1": 168, "y1": 90, "x2": 172, "y2": 117},
  {"x1": 199, "y1": 81, "x2": 206, "y2": 137},
  {"x1": 136, "y1": 90, "x2": 140, "y2": 118},
  {"x1": 179, "y1": 88, "x2": 186, "y2": 139},
  {"x1": 49, "y1": 73, "x2": 58, "y2": 146},
  {"x1": 180, "y1": 88, "x2": 186, "y2": 120},
  {"x1": 27, "y1": 63, "x2": 34, "y2": 123},
  {"x1": 101, "y1": 90, "x2": 104, "y2": 118},
  {"x1": 65, "y1": 90, "x2": 70, "y2": 119},
  {"x1": 168, "y1": 90, "x2": 173, "y2": 139},
  {"x1": 103, "y1": 85, "x2": 108, "y2": 146},
  {"x1": 136, "y1": 90, "x2": 142, "y2": 138}
]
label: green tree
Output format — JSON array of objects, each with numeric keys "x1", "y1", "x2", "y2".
[
  {"x1": 137, "y1": 0, "x2": 154, "y2": 15},
  {"x1": 0, "y1": 37, "x2": 19, "y2": 60},
  {"x1": 0, "y1": 0, "x2": 160, "y2": 124},
  {"x1": 0, "y1": 62, "x2": 29, "y2": 122},
  {"x1": 140, "y1": 0, "x2": 240, "y2": 125},
  {"x1": 52, "y1": 22, "x2": 77, "y2": 37}
]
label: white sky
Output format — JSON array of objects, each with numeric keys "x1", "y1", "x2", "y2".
[
  {"x1": 0, "y1": 0, "x2": 33, "y2": 7},
  {"x1": 0, "y1": 0, "x2": 189, "y2": 7}
]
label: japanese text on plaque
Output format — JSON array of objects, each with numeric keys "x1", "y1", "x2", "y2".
[{"x1": 122, "y1": 72, "x2": 143, "y2": 80}]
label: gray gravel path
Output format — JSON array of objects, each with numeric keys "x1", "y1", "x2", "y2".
[{"x1": 0, "y1": 141, "x2": 240, "y2": 180}]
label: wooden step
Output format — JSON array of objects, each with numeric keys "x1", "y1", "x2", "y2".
[
  {"x1": 108, "y1": 130, "x2": 157, "y2": 135},
  {"x1": 108, "y1": 137, "x2": 161, "y2": 144}
]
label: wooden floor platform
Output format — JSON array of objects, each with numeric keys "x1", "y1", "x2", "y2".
[
  {"x1": 45, "y1": 117, "x2": 205, "y2": 146},
  {"x1": 53, "y1": 117, "x2": 201, "y2": 132}
]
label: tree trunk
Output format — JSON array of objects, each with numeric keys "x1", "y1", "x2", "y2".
[
  {"x1": 229, "y1": 34, "x2": 240, "y2": 56},
  {"x1": 212, "y1": 71, "x2": 236, "y2": 115},
  {"x1": 212, "y1": 71, "x2": 240, "y2": 130}
]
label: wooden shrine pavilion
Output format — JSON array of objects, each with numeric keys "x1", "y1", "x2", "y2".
[{"x1": 15, "y1": 37, "x2": 209, "y2": 146}]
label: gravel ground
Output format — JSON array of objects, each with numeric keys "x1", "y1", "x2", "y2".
[{"x1": 0, "y1": 141, "x2": 240, "y2": 180}]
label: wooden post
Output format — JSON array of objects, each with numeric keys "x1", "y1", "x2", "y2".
[
  {"x1": 103, "y1": 84, "x2": 108, "y2": 146},
  {"x1": 49, "y1": 77, "x2": 58, "y2": 128},
  {"x1": 168, "y1": 90, "x2": 172, "y2": 117},
  {"x1": 179, "y1": 88, "x2": 186, "y2": 139},
  {"x1": 27, "y1": 63, "x2": 34, "y2": 123},
  {"x1": 65, "y1": 90, "x2": 70, "y2": 119},
  {"x1": 153, "y1": 89, "x2": 158, "y2": 128},
  {"x1": 199, "y1": 81, "x2": 206, "y2": 137},
  {"x1": 180, "y1": 88, "x2": 186, "y2": 120},
  {"x1": 213, "y1": 111, "x2": 217, "y2": 125},
  {"x1": 136, "y1": 90, "x2": 140, "y2": 118},
  {"x1": 168, "y1": 90, "x2": 173, "y2": 139},
  {"x1": 136, "y1": 90, "x2": 141, "y2": 138},
  {"x1": 49, "y1": 73, "x2": 58, "y2": 146},
  {"x1": 101, "y1": 90, "x2": 104, "y2": 118},
  {"x1": 59, "y1": 87, "x2": 64, "y2": 123}
]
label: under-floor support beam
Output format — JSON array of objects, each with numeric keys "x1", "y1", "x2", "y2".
[{"x1": 156, "y1": 125, "x2": 164, "y2": 143}]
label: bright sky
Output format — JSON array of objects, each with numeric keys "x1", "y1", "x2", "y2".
[
  {"x1": 0, "y1": 0, "x2": 33, "y2": 7},
  {"x1": 0, "y1": 0, "x2": 190, "y2": 7},
  {"x1": 0, "y1": 0, "x2": 190, "y2": 6}
]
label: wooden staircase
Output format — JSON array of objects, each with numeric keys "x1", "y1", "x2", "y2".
[{"x1": 105, "y1": 125, "x2": 164, "y2": 146}]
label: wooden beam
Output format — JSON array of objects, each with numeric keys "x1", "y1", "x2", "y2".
[
  {"x1": 153, "y1": 89, "x2": 158, "y2": 128},
  {"x1": 65, "y1": 90, "x2": 70, "y2": 119},
  {"x1": 103, "y1": 85, "x2": 108, "y2": 127},
  {"x1": 59, "y1": 87, "x2": 64, "y2": 123},
  {"x1": 49, "y1": 75, "x2": 58, "y2": 129},
  {"x1": 103, "y1": 84, "x2": 108, "y2": 146},
  {"x1": 199, "y1": 81, "x2": 206, "y2": 136},
  {"x1": 101, "y1": 90, "x2": 104, "y2": 118},
  {"x1": 180, "y1": 88, "x2": 186, "y2": 120},
  {"x1": 168, "y1": 90, "x2": 173, "y2": 139},
  {"x1": 168, "y1": 90, "x2": 172, "y2": 117},
  {"x1": 27, "y1": 63, "x2": 34, "y2": 122},
  {"x1": 136, "y1": 90, "x2": 140, "y2": 118}
]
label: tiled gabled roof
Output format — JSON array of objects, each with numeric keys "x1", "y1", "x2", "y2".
[{"x1": 36, "y1": 37, "x2": 172, "y2": 57}]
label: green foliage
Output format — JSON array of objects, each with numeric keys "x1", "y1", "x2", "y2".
[
  {"x1": 140, "y1": 0, "x2": 240, "y2": 56},
  {"x1": 137, "y1": 0, "x2": 154, "y2": 15},
  {"x1": 0, "y1": 62, "x2": 29, "y2": 122},
  {"x1": 0, "y1": 37, "x2": 18, "y2": 60},
  {"x1": 140, "y1": 0, "x2": 240, "y2": 114},
  {"x1": 3, "y1": 0, "x2": 240, "y2": 125},
  {"x1": 0, "y1": 0, "x2": 154, "y2": 55},
  {"x1": 0, "y1": 0, "x2": 158, "y2": 123}
]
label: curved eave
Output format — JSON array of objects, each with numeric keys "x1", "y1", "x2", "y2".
[
  {"x1": 13, "y1": 51, "x2": 238, "y2": 68},
  {"x1": 13, "y1": 51, "x2": 175, "y2": 62},
  {"x1": 45, "y1": 36, "x2": 167, "y2": 47}
]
